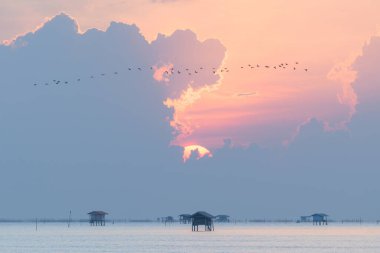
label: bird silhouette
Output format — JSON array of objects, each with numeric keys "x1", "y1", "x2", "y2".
[{"x1": 34, "y1": 61, "x2": 311, "y2": 88}]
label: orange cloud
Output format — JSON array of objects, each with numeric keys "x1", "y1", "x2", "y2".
[{"x1": 183, "y1": 144, "x2": 212, "y2": 162}]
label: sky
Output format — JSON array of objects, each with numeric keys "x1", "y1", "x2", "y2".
[{"x1": 0, "y1": 0, "x2": 380, "y2": 220}]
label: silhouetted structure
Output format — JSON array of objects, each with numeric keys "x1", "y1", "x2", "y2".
[
  {"x1": 191, "y1": 211, "x2": 214, "y2": 231},
  {"x1": 215, "y1": 215, "x2": 230, "y2": 223},
  {"x1": 311, "y1": 213, "x2": 328, "y2": 225},
  {"x1": 163, "y1": 216, "x2": 174, "y2": 225},
  {"x1": 88, "y1": 211, "x2": 108, "y2": 226},
  {"x1": 300, "y1": 215, "x2": 312, "y2": 223},
  {"x1": 179, "y1": 214, "x2": 192, "y2": 224}
]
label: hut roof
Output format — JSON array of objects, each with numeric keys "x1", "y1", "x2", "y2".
[
  {"x1": 88, "y1": 211, "x2": 108, "y2": 215},
  {"x1": 191, "y1": 211, "x2": 214, "y2": 219},
  {"x1": 311, "y1": 213, "x2": 328, "y2": 217},
  {"x1": 215, "y1": 215, "x2": 230, "y2": 218}
]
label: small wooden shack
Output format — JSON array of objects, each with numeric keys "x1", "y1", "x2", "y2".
[
  {"x1": 215, "y1": 215, "x2": 230, "y2": 223},
  {"x1": 163, "y1": 216, "x2": 174, "y2": 225},
  {"x1": 300, "y1": 215, "x2": 312, "y2": 222},
  {"x1": 88, "y1": 211, "x2": 108, "y2": 226},
  {"x1": 311, "y1": 213, "x2": 328, "y2": 225},
  {"x1": 179, "y1": 214, "x2": 192, "y2": 224},
  {"x1": 191, "y1": 211, "x2": 214, "y2": 231}
]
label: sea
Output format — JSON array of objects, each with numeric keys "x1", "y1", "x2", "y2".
[{"x1": 1, "y1": 222, "x2": 380, "y2": 253}]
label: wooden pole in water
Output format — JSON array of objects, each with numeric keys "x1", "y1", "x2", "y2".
[
  {"x1": 35, "y1": 218, "x2": 38, "y2": 231},
  {"x1": 68, "y1": 210, "x2": 72, "y2": 228}
]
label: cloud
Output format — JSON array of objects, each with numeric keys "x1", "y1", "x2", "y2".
[
  {"x1": 349, "y1": 36, "x2": 380, "y2": 134},
  {"x1": 0, "y1": 13, "x2": 380, "y2": 221},
  {"x1": 0, "y1": 13, "x2": 225, "y2": 218}
]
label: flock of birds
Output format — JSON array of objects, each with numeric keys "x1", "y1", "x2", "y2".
[{"x1": 33, "y1": 62, "x2": 308, "y2": 87}]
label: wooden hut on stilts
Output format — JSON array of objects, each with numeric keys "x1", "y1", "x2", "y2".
[
  {"x1": 191, "y1": 211, "x2": 214, "y2": 231},
  {"x1": 88, "y1": 211, "x2": 108, "y2": 226}
]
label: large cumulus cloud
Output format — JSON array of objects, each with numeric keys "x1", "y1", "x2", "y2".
[
  {"x1": 1, "y1": 13, "x2": 379, "y2": 221},
  {"x1": 0, "y1": 13, "x2": 226, "y2": 218}
]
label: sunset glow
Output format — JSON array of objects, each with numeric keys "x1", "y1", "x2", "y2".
[
  {"x1": 1, "y1": 0, "x2": 380, "y2": 224},
  {"x1": 183, "y1": 145, "x2": 212, "y2": 162}
]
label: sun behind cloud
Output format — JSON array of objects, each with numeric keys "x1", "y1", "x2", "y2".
[{"x1": 183, "y1": 145, "x2": 212, "y2": 162}]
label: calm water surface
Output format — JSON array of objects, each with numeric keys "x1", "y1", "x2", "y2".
[{"x1": 1, "y1": 223, "x2": 380, "y2": 253}]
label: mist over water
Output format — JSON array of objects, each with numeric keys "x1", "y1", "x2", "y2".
[{"x1": 1, "y1": 223, "x2": 379, "y2": 253}]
